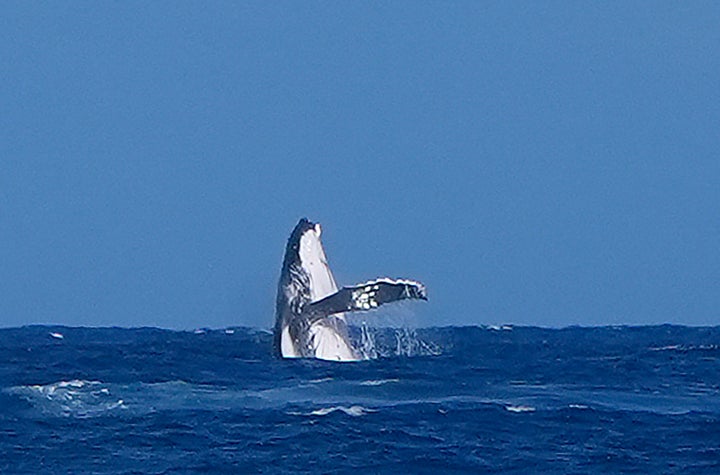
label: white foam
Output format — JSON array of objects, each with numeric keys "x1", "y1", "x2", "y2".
[
  {"x1": 505, "y1": 405, "x2": 536, "y2": 413},
  {"x1": 649, "y1": 345, "x2": 681, "y2": 351},
  {"x1": 29, "y1": 379, "x2": 96, "y2": 394},
  {"x1": 13, "y1": 379, "x2": 125, "y2": 417},
  {"x1": 308, "y1": 405, "x2": 376, "y2": 417},
  {"x1": 359, "y1": 379, "x2": 400, "y2": 386}
]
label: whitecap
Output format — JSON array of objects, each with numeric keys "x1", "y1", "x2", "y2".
[
  {"x1": 505, "y1": 405, "x2": 536, "y2": 413},
  {"x1": 310, "y1": 406, "x2": 376, "y2": 417},
  {"x1": 359, "y1": 378, "x2": 399, "y2": 386},
  {"x1": 10, "y1": 379, "x2": 125, "y2": 417},
  {"x1": 649, "y1": 345, "x2": 681, "y2": 352},
  {"x1": 289, "y1": 406, "x2": 377, "y2": 417},
  {"x1": 487, "y1": 325, "x2": 513, "y2": 331}
]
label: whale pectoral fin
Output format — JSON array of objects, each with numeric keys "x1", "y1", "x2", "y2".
[
  {"x1": 305, "y1": 278, "x2": 427, "y2": 318},
  {"x1": 304, "y1": 287, "x2": 355, "y2": 318}
]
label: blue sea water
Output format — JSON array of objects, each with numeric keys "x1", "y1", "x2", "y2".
[{"x1": 1, "y1": 324, "x2": 719, "y2": 474}]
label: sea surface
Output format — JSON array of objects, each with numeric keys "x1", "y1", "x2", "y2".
[{"x1": 1, "y1": 324, "x2": 719, "y2": 474}]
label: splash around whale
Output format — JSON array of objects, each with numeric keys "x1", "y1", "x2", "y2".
[{"x1": 274, "y1": 218, "x2": 427, "y2": 362}]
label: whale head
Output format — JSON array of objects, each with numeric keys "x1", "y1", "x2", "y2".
[{"x1": 274, "y1": 218, "x2": 344, "y2": 358}]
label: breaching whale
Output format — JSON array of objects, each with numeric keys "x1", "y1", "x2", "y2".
[{"x1": 274, "y1": 218, "x2": 427, "y2": 361}]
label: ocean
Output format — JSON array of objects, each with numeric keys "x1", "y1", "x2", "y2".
[{"x1": 1, "y1": 324, "x2": 718, "y2": 474}]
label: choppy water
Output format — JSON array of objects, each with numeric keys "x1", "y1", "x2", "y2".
[{"x1": 1, "y1": 325, "x2": 719, "y2": 473}]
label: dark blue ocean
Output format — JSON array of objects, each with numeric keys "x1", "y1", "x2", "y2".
[{"x1": 1, "y1": 325, "x2": 719, "y2": 474}]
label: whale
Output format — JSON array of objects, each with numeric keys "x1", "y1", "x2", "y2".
[{"x1": 274, "y1": 218, "x2": 427, "y2": 361}]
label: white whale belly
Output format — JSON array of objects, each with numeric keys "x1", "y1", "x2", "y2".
[{"x1": 309, "y1": 321, "x2": 359, "y2": 362}]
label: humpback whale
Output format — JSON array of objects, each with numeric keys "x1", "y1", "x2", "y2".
[{"x1": 274, "y1": 218, "x2": 427, "y2": 361}]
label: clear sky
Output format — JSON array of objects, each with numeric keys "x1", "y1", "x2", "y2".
[{"x1": 2, "y1": 2, "x2": 719, "y2": 329}]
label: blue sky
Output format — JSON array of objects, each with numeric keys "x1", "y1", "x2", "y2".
[{"x1": 1, "y1": 2, "x2": 719, "y2": 329}]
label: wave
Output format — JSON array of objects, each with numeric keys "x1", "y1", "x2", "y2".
[
  {"x1": 505, "y1": 405, "x2": 536, "y2": 413},
  {"x1": 8, "y1": 379, "x2": 126, "y2": 418},
  {"x1": 7, "y1": 377, "x2": 720, "y2": 422},
  {"x1": 2, "y1": 325, "x2": 719, "y2": 422},
  {"x1": 648, "y1": 344, "x2": 720, "y2": 352},
  {"x1": 358, "y1": 379, "x2": 400, "y2": 386},
  {"x1": 288, "y1": 406, "x2": 377, "y2": 417}
]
